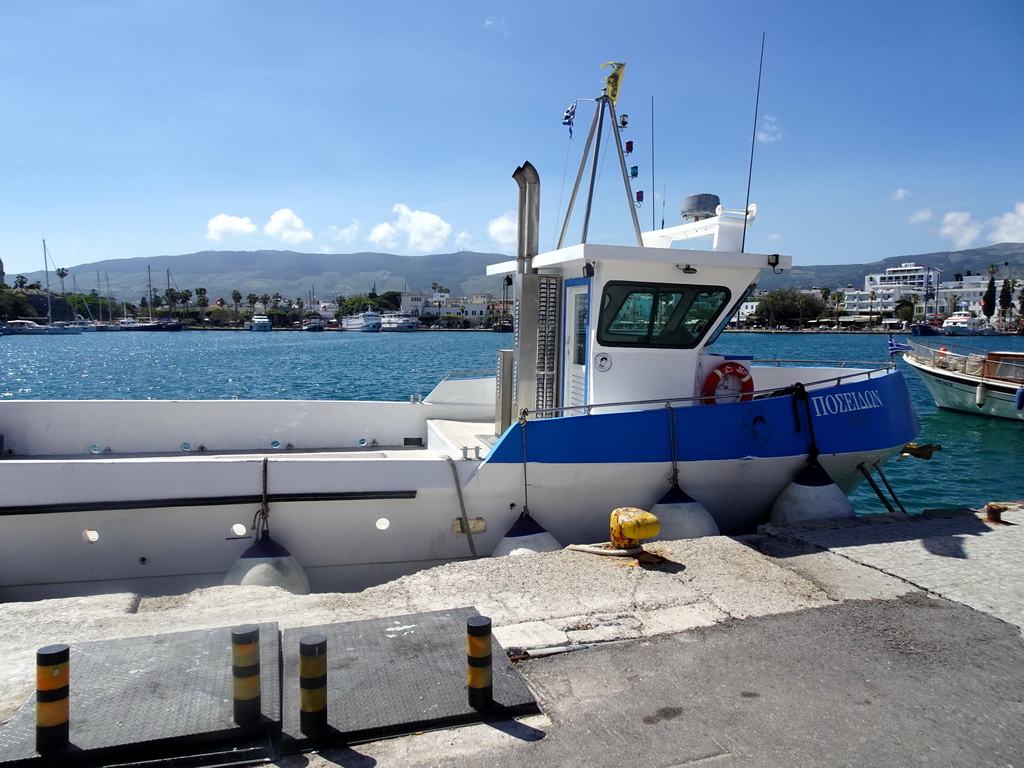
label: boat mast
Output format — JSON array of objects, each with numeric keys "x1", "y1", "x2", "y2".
[
  {"x1": 42, "y1": 240, "x2": 53, "y2": 324},
  {"x1": 147, "y1": 266, "x2": 155, "y2": 322},
  {"x1": 556, "y1": 93, "x2": 643, "y2": 249}
]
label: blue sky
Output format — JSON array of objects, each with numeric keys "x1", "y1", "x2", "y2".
[{"x1": 2, "y1": 0, "x2": 1022, "y2": 279}]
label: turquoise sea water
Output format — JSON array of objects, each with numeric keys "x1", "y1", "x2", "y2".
[{"x1": 1, "y1": 329, "x2": 1021, "y2": 515}]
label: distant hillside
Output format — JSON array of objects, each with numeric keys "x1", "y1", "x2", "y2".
[
  {"x1": 10, "y1": 243, "x2": 1023, "y2": 303},
  {"x1": 14, "y1": 250, "x2": 508, "y2": 304}
]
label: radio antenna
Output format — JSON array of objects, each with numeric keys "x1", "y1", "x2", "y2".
[{"x1": 741, "y1": 33, "x2": 766, "y2": 253}]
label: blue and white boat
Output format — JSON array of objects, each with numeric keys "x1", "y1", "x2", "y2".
[
  {"x1": 249, "y1": 314, "x2": 272, "y2": 331},
  {"x1": 0, "y1": 82, "x2": 919, "y2": 601}
]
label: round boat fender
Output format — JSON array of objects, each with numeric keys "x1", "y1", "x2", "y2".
[{"x1": 701, "y1": 362, "x2": 755, "y2": 405}]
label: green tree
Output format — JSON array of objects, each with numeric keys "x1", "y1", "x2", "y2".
[
  {"x1": 753, "y1": 289, "x2": 825, "y2": 328},
  {"x1": 14, "y1": 275, "x2": 27, "y2": 289},
  {"x1": 55, "y1": 267, "x2": 68, "y2": 294},
  {"x1": 231, "y1": 290, "x2": 242, "y2": 323},
  {"x1": 981, "y1": 275, "x2": 997, "y2": 321},
  {"x1": 195, "y1": 287, "x2": 208, "y2": 322},
  {"x1": 246, "y1": 293, "x2": 258, "y2": 316},
  {"x1": 179, "y1": 289, "x2": 193, "y2": 322},
  {"x1": 377, "y1": 290, "x2": 402, "y2": 311},
  {"x1": 998, "y1": 278, "x2": 1015, "y2": 321}
]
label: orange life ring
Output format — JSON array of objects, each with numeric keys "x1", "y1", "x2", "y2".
[{"x1": 701, "y1": 362, "x2": 755, "y2": 405}]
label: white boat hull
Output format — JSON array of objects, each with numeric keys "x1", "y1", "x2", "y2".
[
  {"x1": 903, "y1": 344, "x2": 1024, "y2": 421},
  {"x1": 0, "y1": 368, "x2": 917, "y2": 600}
]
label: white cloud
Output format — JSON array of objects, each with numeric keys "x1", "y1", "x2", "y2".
[
  {"x1": 455, "y1": 231, "x2": 472, "y2": 248},
  {"x1": 939, "y1": 211, "x2": 981, "y2": 250},
  {"x1": 765, "y1": 233, "x2": 781, "y2": 242},
  {"x1": 909, "y1": 209, "x2": 932, "y2": 224},
  {"x1": 893, "y1": 188, "x2": 909, "y2": 202},
  {"x1": 368, "y1": 222, "x2": 398, "y2": 250},
  {"x1": 329, "y1": 219, "x2": 360, "y2": 243},
  {"x1": 206, "y1": 213, "x2": 256, "y2": 241},
  {"x1": 987, "y1": 202, "x2": 1024, "y2": 243},
  {"x1": 756, "y1": 114, "x2": 783, "y2": 144},
  {"x1": 483, "y1": 17, "x2": 509, "y2": 37},
  {"x1": 369, "y1": 204, "x2": 452, "y2": 252},
  {"x1": 264, "y1": 208, "x2": 313, "y2": 245},
  {"x1": 488, "y1": 212, "x2": 517, "y2": 250}
]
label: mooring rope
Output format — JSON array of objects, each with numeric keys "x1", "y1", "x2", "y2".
[
  {"x1": 444, "y1": 455, "x2": 477, "y2": 558},
  {"x1": 664, "y1": 402, "x2": 680, "y2": 487},
  {"x1": 518, "y1": 407, "x2": 532, "y2": 515},
  {"x1": 251, "y1": 456, "x2": 271, "y2": 537}
]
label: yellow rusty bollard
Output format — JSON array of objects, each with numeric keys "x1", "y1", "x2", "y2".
[
  {"x1": 299, "y1": 634, "x2": 328, "y2": 736},
  {"x1": 466, "y1": 616, "x2": 493, "y2": 711},
  {"x1": 232, "y1": 625, "x2": 261, "y2": 726},
  {"x1": 36, "y1": 644, "x2": 70, "y2": 754},
  {"x1": 609, "y1": 507, "x2": 660, "y2": 549}
]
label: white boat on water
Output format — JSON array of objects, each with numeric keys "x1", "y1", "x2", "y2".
[
  {"x1": 342, "y1": 310, "x2": 382, "y2": 332},
  {"x1": 900, "y1": 339, "x2": 1024, "y2": 420},
  {"x1": 4, "y1": 319, "x2": 83, "y2": 336},
  {"x1": 380, "y1": 311, "x2": 417, "y2": 332},
  {"x1": 941, "y1": 311, "x2": 999, "y2": 336},
  {"x1": 250, "y1": 315, "x2": 272, "y2": 331},
  {"x1": 0, "y1": 82, "x2": 919, "y2": 602}
]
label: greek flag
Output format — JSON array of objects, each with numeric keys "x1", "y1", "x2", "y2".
[
  {"x1": 562, "y1": 100, "x2": 576, "y2": 138},
  {"x1": 887, "y1": 337, "x2": 913, "y2": 355}
]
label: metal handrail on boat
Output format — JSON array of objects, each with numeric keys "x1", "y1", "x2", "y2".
[
  {"x1": 525, "y1": 361, "x2": 896, "y2": 419},
  {"x1": 442, "y1": 369, "x2": 497, "y2": 380}
]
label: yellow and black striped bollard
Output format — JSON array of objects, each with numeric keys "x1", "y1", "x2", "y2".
[
  {"x1": 36, "y1": 644, "x2": 70, "y2": 754},
  {"x1": 299, "y1": 634, "x2": 328, "y2": 735},
  {"x1": 231, "y1": 625, "x2": 261, "y2": 725},
  {"x1": 466, "y1": 616, "x2": 493, "y2": 710}
]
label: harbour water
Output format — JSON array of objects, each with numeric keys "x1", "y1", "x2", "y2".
[{"x1": 1, "y1": 330, "x2": 1020, "y2": 516}]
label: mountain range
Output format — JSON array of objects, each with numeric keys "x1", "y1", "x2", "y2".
[{"x1": 10, "y1": 242, "x2": 1024, "y2": 304}]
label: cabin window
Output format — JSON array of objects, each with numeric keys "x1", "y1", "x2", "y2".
[{"x1": 597, "y1": 281, "x2": 729, "y2": 348}]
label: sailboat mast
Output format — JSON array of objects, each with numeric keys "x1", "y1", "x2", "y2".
[
  {"x1": 147, "y1": 266, "x2": 154, "y2": 322},
  {"x1": 42, "y1": 240, "x2": 53, "y2": 324}
]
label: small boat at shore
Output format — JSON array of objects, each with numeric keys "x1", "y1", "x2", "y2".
[
  {"x1": 900, "y1": 339, "x2": 1024, "y2": 420},
  {"x1": 0, "y1": 73, "x2": 919, "y2": 602}
]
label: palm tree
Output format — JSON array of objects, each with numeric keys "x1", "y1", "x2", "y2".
[
  {"x1": 246, "y1": 293, "x2": 258, "y2": 316},
  {"x1": 259, "y1": 294, "x2": 271, "y2": 312},
  {"x1": 164, "y1": 288, "x2": 177, "y2": 318},
  {"x1": 55, "y1": 267, "x2": 68, "y2": 294},
  {"x1": 179, "y1": 290, "x2": 193, "y2": 322},
  {"x1": 195, "y1": 287, "x2": 208, "y2": 323},
  {"x1": 231, "y1": 290, "x2": 242, "y2": 323}
]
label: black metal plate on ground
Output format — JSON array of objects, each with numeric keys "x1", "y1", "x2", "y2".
[
  {"x1": 0, "y1": 622, "x2": 280, "y2": 766},
  {"x1": 281, "y1": 606, "x2": 539, "y2": 748}
]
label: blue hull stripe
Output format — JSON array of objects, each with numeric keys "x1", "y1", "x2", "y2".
[{"x1": 485, "y1": 371, "x2": 919, "y2": 464}]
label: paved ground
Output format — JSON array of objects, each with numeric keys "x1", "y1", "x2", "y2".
[{"x1": 1, "y1": 502, "x2": 1022, "y2": 766}]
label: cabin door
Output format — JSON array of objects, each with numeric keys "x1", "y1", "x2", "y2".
[{"x1": 562, "y1": 280, "x2": 590, "y2": 409}]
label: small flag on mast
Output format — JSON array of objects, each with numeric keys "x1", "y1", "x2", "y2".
[
  {"x1": 562, "y1": 100, "x2": 577, "y2": 138},
  {"x1": 601, "y1": 61, "x2": 626, "y2": 103}
]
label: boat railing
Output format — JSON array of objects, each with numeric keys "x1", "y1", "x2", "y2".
[
  {"x1": 526, "y1": 361, "x2": 896, "y2": 419},
  {"x1": 906, "y1": 341, "x2": 1024, "y2": 382},
  {"x1": 442, "y1": 369, "x2": 497, "y2": 380}
]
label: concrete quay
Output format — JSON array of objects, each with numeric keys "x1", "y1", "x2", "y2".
[{"x1": 1, "y1": 501, "x2": 1023, "y2": 766}]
